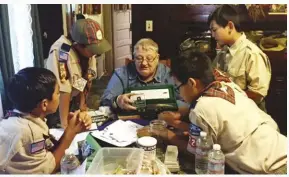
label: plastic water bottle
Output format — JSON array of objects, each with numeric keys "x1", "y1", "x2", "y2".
[
  {"x1": 208, "y1": 144, "x2": 225, "y2": 174},
  {"x1": 195, "y1": 131, "x2": 212, "y2": 174},
  {"x1": 60, "y1": 149, "x2": 80, "y2": 174},
  {"x1": 187, "y1": 123, "x2": 202, "y2": 154}
]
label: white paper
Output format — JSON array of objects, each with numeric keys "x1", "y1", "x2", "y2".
[
  {"x1": 49, "y1": 128, "x2": 96, "y2": 155},
  {"x1": 89, "y1": 123, "x2": 98, "y2": 130},
  {"x1": 91, "y1": 120, "x2": 143, "y2": 147},
  {"x1": 131, "y1": 89, "x2": 170, "y2": 100}
]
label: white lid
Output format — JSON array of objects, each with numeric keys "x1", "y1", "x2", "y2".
[
  {"x1": 65, "y1": 149, "x2": 72, "y2": 155},
  {"x1": 213, "y1": 144, "x2": 221, "y2": 150},
  {"x1": 137, "y1": 136, "x2": 157, "y2": 147},
  {"x1": 200, "y1": 131, "x2": 207, "y2": 137}
]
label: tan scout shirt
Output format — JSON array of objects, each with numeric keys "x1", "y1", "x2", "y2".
[
  {"x1": 213, "y1": 33, "x2": 271, "y2": 97},
  {"x1": 0, "y1": 113, "x2": 55, "y2": 174},
  {"x1": 189, "y1": 82, "x2": 286, "y2": 174},
  {"x1": 45, "y1": 35, "x2": 97, "y2": 97}
]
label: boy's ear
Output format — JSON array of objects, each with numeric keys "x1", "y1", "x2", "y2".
[
  {"x1": 39, "y1": 99, "x2": 48, "y2": 111},
  {"x1": 227, "y1": 21, "x2": 235, "y2": 33},
  {"x1": 188, "y1": 78, "x2": 196, "y2": 88}
]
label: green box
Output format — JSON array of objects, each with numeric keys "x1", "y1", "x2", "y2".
[{"x1": 119, "y1": 85, "x2": 178, "y2": 119}]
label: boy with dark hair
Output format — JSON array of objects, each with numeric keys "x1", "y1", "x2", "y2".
[
  {"x1": 208, "y1": 5, "x2": 271, "y2": 112},
  {"x1": 0, "y1": 67, "x2": 92, "y2": 174},
  {"x1": 46, "y1": 18, "x2": 112, "y2": 129},
  {"x1": 167, "y1": 51, "x2": 286, "y2": 174}
]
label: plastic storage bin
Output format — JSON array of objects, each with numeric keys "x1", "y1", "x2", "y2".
[{"x1": 86, "y1": 148, "x2": 144, "y2": 174}]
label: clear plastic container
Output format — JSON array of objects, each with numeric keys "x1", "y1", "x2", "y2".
[
  {"x1": 86, "y1": 148, "x2": 144, "y2": 174},
  {"x1": 195, "y1": 131, "x2": 212, "y2": 174},
  {"x1": 208, "y1": 144, "x2": 225, "y2": 174},
  {"x1": 150, "y1": 120, "x2": 168, "y2": 161}
]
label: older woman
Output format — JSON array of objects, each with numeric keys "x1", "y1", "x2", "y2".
[{"x1": 101, "y1": 38, "x2": 185, "y2": 112}]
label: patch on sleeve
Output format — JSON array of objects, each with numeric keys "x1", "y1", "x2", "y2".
[
  {"x1": 59, "y1": 51, "x2": 69, "y2": 62},
  {"x1": 30, "y1": 140, "x2": 45, "y2": 154}
]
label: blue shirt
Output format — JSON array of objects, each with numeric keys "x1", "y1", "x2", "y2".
[{"x1": 100, "y1": 62, "x2": 187, "y2": 108}]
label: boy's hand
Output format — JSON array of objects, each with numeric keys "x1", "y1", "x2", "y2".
[
  {"x1": 67, "y1": 110, "x2": 92, "y2": 134},
  {"x1": 158, "y1": 111, "x2": 182, "y2": 127},
  {"x1": 77, "y1": 111, "x2": 92, "y2": 130},
  {"x1": 158, "y1": 111, "x2": 190, "y2": 132}
]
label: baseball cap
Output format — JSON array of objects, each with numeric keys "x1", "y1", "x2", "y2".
[{"x1": 71, "y1": 18, "x2": 112, "y2": 55}]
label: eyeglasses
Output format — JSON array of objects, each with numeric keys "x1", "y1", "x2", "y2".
[
  {"x1": 176, "y1": 83, "x2": 185, "y2": 91},
  {"x1": 134, "y1": 55, "x2": 157, "y2": 63}
]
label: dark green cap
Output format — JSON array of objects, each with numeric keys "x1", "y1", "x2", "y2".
[{"x1": 71, "y1": 18, "x2": 112, "y2": 55}]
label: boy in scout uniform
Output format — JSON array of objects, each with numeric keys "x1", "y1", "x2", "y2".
[
  {"x1": 168, "y1": 51, "x2": 286, "y2": 174},
  {"x1": 208, "y1": 5, "x2": 271, "y2": 112},
  {"x1": 0, "y1": 67, "x2": 92, "y2": 174},
  {"x1": 46, "y1": 18, "x2": 111, "y2": 128}
]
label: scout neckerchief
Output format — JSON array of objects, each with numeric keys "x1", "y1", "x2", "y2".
[{"x1": 190, "y1": 69, "x2": 235, "y2": 109}]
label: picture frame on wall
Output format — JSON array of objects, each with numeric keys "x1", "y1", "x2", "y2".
[
  {"x1": 114, "y1": 4, "x2": 131, "y2": 12},
  {"x1": 83, "y1": 4, "x2": 101, "y2": 15},
  {"x1": 268, "y1": 4, "x2": 287, "y2": 15}
]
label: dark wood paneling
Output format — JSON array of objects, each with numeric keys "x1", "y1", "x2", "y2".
[
  {"x1": 132, "y1": 5, "x2": 287, "y2": 58},
  {"x1": 265, "y1": 51, "x2": 287, "y2": 135},
  {"x1": 38, "y1": 4, "x2": 63, "y2": 58},
  {"x1": 131, "y1": 5, "x2": 287, "y2": 135}
]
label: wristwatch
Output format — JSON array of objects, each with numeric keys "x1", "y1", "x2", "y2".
[{"x1": 112, "y1": 96, "x2": 120, "y2": 109}]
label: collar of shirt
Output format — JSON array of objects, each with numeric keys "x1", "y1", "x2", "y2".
[
  {"x1": 228, "y1": 33, "x2": 246, "y2": 57},
  {"x1": 12, "y1": 109, "x2": 49, "y2": 136},
  {"x1": 61, "y1": 35, "x2": 73, "y2": 45},
  {"x1": 128, "y1": 63, "x2": 163, "y2": 83}
]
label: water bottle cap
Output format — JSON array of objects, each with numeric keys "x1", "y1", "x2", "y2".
[
  {"x1": 213, "y1": 144, "x2": 221, "y2": 150},
  {"x1": 189, "y1": 124, "x2": 201, "y2": 136},
  {"x1": 65, "y1": 149, "x2": 72, "y2": 155},
  {"x1": 200, "y1": 131, "x2": 207, "y2": 137}
]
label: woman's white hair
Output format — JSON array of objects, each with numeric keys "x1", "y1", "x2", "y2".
[{"x1": 133, "y1": 38, "x2": 158, "y2": 56}]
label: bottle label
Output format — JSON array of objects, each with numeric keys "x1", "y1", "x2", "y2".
[
  {"x1": 187, "y1": 134, "x2": 199, "y2": 154},
  {"x1": 208, "y1": 158, "x2": 225, "y2": 174},
  {"x1": 137, "y1": 144, "x2": 156, "y2": 161},
  {"x1": 187, "y1": 124, "x2": 201, "y2": 154}
]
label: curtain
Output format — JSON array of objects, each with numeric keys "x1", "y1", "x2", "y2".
[
  {"x1": 8, "y1": 4, "x2": 34, "y2": 72},
  {"x1": 31, "y1": 4, "x2": 44, "y2": 67},
  {"x1": 0, "y1": 4, "x2": 15, "y2": 110}
]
